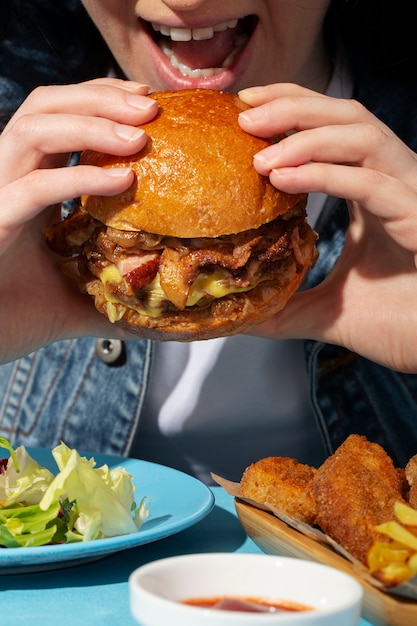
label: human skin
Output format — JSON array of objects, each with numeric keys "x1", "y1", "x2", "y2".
[
  {"x1": 2, "y1": 0, "x2": 417, "y2": 372},
  {"x1": 0, "y1": 79, "x2": 158, "y2": 361},
  {"x1": 238, "y1": 83, "x2": 417, "y2": 372},
  {"x1": 80, "y1": 0, "x2": 332, "y2": 93}
]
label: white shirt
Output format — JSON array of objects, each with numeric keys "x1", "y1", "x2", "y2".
[{"x1": 133, "y1": 54, "x2": 353, "y2": 484}]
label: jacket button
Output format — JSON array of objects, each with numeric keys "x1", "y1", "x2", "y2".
[{"x1": 95, "y1": 339, "x2": 125, "y2": 365}]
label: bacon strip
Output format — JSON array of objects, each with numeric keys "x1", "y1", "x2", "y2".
[
  {"x1": 46, "y1": 204, "x2": 309, "y2": 311},
  {"x1": 118, "y1": 253, "x2": 159, "y2": 291},
  {"x1": 158, "y1": 220, "x2": 295, "y2": 309}
]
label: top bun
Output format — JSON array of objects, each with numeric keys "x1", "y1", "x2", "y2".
[{"x1": 80, "y1": 89, "x2": 306, "y2": 238}]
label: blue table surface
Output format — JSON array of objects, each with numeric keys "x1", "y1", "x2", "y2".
[{"x1": 0, "y1": 486, "x2": 372, "y2": 625}]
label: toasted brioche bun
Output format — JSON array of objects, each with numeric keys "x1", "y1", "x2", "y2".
[{"x1": 80, "y1": 89, "x2": 306, "y2": 237}]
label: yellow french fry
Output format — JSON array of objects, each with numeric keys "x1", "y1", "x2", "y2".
[
  {"x1": 367, "y1": 542, "x2": 391, "y2": 573},
  {"x1": 369, "y1": 502, "x2": 417, "y2": 584},
  {"x1": 407, "y1": 552, "x2": 417, "y2": 574},
  {"x1": 394, "y1": 501, "x2": 417, "y2": 527},
  {"x1": 379, "y1": 562, "x2": 413, "y2": 585},
  {"x1": 375, "y1": 521, "x2": 417, "y2": 551},
  {"x1": 380, "y1": 547, "x2": 409, "y2": 562},
  {"x1": 367, "y1": 542, "x2": 410, "y2": 573}
]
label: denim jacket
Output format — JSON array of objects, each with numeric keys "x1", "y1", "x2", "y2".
[{"x1": 1, "y1": 1, "x2": 417, "y2": 467}]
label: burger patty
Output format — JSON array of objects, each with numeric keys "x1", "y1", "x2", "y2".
[{"x1": 45, "y1": 201, "x2": 312, "y2": 321}]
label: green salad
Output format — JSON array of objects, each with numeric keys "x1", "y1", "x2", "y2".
[{"x1": 0, "y1": 437, "x2": 149, "y2": 548}]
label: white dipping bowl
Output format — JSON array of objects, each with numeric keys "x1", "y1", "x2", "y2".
[{"x1": 129, "y1": 553, "x2": 363, "y2": 626}]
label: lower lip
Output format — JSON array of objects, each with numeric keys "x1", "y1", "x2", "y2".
[{"x1": 144, "y1": 23, "x2": 257, "y2": 92}]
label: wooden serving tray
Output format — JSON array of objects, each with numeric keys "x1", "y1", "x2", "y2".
[{"x1": 235, "y1": 499, "x2": 417, "y2": 626}]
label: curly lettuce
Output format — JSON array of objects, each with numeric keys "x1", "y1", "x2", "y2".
[{"x1": 0, "y1": 438, "x2": 149, "y2": 547}]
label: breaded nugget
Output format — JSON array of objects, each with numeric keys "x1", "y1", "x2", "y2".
[
  {"x1": 397, "y1": 466, "x2": 410, "y2": 501},
  {"x1": 405, "y1": 454, "x2": 417, "y2": 507},
  {"x1": 314, "y1": 434, "x2": 406, "y2": 564},
  {"x1": 240, "y1": 456, "x2": 317, "y2": 525}
]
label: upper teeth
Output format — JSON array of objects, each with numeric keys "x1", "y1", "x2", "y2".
[{"x1": 152, "y1": 19, "x2": 238, "y2": 42}]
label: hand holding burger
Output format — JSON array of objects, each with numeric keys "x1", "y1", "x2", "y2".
[{"x1": 45, "y1": 89, "x2": 317, "y2": 341}]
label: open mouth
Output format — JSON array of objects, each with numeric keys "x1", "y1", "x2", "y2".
[{"x1": 144, "y1": 15, "x2": 258, "y2": 79}]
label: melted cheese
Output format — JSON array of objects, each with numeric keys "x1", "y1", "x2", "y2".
[
  {"x1": 98, "y1": 266, "x2": 126, "y2": 322},
  {"x1": 100, "y1": 265, "x2": 123, "y2": 292},
  {"x1": 99, "y1": 265, "x2": 253, "y2": 320},
  {"x1": 186, "y1": 270, "x2": 251, "y2": 306},
  {"x1": 100, "y1": 265, "x2": 165, "y2": 319}
]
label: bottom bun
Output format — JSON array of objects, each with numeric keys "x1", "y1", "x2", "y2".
[{"x1": 86, "y1": 226, "x2": 317, "y2": 342}]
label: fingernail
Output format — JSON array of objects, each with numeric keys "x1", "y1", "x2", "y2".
[
  {"x1": 253, "y1": 143, "x2": 282, "y2": 168},
  {"x1": 239, "y1": 86, "x2": 268, "y2": 96},
  {"x1": 123, "y1": 81, "x2": 150, "y2": 92},
  {"x1": 253, "y1": 153, "x2": 269, "y2": 166},
  {"x1": 104, "y1": 167, "x2": 133, "y2": 177},
  {"x1": 114, "y1": 125, "x2": 146, "y2": 142},
  {"x1": 126, "y1": 93, "x2": 157, "y2": 111},
  {"x1": 239, "y1": 105, "x2": 267, "y2": 123}
]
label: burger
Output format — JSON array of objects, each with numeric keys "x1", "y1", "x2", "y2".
[{"x1": 46, "y1": 89, "x2": 317, "y2": 341}]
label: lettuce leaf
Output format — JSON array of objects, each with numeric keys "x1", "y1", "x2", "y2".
[
  {"x1": 0, "y1": 439, "x2": 150, "y2": 547},
  {"x1": 0, "y1": 444, "x2": 54, "y2": 508},
  {"x1": 39, "y1": 442, "x2": 149, "y2": 541},
  {"x1": 0, "y1": 501, "x2": 60, "y2": 547}
]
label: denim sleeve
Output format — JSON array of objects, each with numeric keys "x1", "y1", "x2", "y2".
[
  {"x1": 0, "y1": 338, "x2": 153, "y2": 456},
  {"x1": 305, "y1": 197, "x2": 417, "y2": 468},
  {"x1": 0, "y1": 0, "x2": 111, "y2": 127},
  {"x1": 306, "y1": 340, "x2": 417, "y2": 468}
]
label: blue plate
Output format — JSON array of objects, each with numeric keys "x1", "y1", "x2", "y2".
[{"x1": 0, "y1": 448, "x2": 214, "y2": 573}]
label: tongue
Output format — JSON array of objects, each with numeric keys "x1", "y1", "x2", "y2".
[{"x1": 171, "y1": 28, "x2": 236, "y2": 69}]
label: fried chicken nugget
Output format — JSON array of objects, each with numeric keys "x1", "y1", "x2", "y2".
[
  {"x1": 240, "y1": 456, "x2": 317, "y2": 525},
  {"x1": 405, "y1": 454, "x2": 417, "y2": 508},
  {"x1": 314, "y1": 434, "x2": 406, "y2": 564}
]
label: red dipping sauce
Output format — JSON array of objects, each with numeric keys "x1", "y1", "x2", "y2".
[{"x1": 182, "y1": 596, "x2": 313, "y2": 613}]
